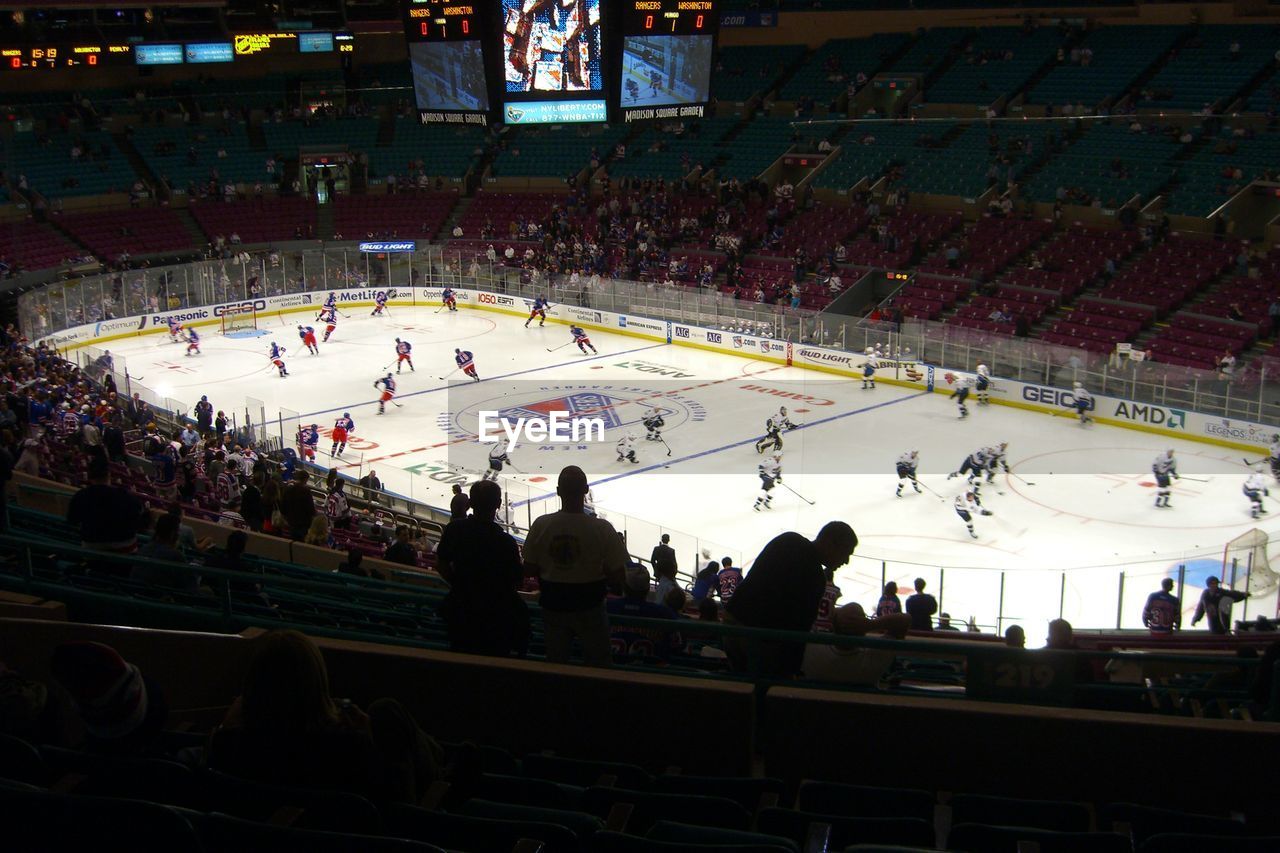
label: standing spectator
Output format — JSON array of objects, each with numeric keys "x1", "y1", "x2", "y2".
[
  {"x1": 1192, "y1": 576, "x2": 1249, "y2": 634},
  {"x1": 449, "y1": 484, "x2": 470, "y2": 518},
  {"x1": 521, "y1": 465, "x2": 629, "y2": 667},
  {"x1": 875, "y1": 581, "x2": 902, "y2": 617},
  {"x1": 905, "y1": 577, "x2": 937, "y2": 631},
  {"x1": 650, "y1": 533, "x2": 678, "y2": 584},
  {"x1": 1267, "y1": 297, "x2": 1280, "y2": 339},
  {"x1": 1142, "y1": 578, "x2": 1181, "y2": 634},
  {"x1": 384, "y1": 526, "x2": 419, "y2": 565},
  {"x1": 281, "y1": 470, "x2": 316, "y2": 541},
  {"x1": 194, "y1": 395, "x2": 213, "y2": 433},
  {"x1": 436, "y1": 480, "x2": 528, "y2": 656},
  {"x1": 325, "y1": 479, "x2": 352, "y2": 530},
  {"x1": 358, "y1": 468, "x2": 383, "y2": 498},
  {"x1": 716, "y1": 557, "x2": 742, "y2": 601},
  {"x1": 724, "y1": 522, "x2": 858, "y2": 678},
  {"x1": 66, "y1": 456, "x2": 147, "y2": 554}
]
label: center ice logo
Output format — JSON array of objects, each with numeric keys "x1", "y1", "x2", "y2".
[{"x1": 477, "y1": 392, "x2": 623, "y2": 446}]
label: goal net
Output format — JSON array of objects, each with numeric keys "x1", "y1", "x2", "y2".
[
  {"x1": 221, "y1": 305, "x2": 259, "y2": 337},
  {"x1": 1222, "y1": 528, "x2": 1280, "y2": 596}
]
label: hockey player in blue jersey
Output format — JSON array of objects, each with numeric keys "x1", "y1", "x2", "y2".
[
  {"x1": 298, "y1": 324, "x2": 318, "y2": 355},
  {"x1": 332, "y1": 413, "x2": 354, "y2": 457},
  {"x1": 524, "y1": 296, "x2": 550, "y2": 328},
  {"x1": 185, "y1": 328, "x2": 200, "y2": 357},
  {"x1": 374, "y1": 373, "x2": 397, "y2": 415},
  {"x1": 570, "y1": 325, "x2": 597, "y2": 354},
  {"x1": 371, "y1": 290, "x2": 389, "y2": 317},
  {"x1": 318, "y1": 306, "x2": 338, "y2": 342},
  {"x1": 324, "y1": 292, "x2": 337, "y2": 311},
  {"x1": 455, "y1": 348, "x2": 479, "y2": 381},
  {"x1": 394, "y1": 338, "x2": 414, "y2": 372},
  {"x1": 268, "y1": 342, "x2": 288, "y2": 377},
  {"x1": 441, "y1": 287, "x2": 457, "y2": 311},
  {"x1": 167, "y1": 316, "x2": 184, "y2": 343},
  {"x1": 298, "y1": 423, "x2": 320, "y2": 462}
]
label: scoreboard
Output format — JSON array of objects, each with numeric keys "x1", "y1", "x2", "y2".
[
  {"x1": 499, "y1": 0, "x2": 607, "y2": 125},
  {"x1": 403, "y1": 0, "x2": 491, "y2": 125},
  {"x1": 618, "y1": 0, "x2": 719, "y2": 122},
  {"x1": 1, "y1": 42, "x2": 134, "y2": 70},
  {"x1": 625, "y1": 0, "x2": 716, "y2": 35}
]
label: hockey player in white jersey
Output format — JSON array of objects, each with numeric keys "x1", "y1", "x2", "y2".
[
  {"x1": 484, "y1": 438, "x2": 510, "y2": 481},
  {"x1": 754, "y1": 407, "x2": 795, "y2": 454},
  {"x1": 975, "y1": 363, "x2": 991, "y2": 405},
  {"x1": 860, "y1": 349, "x2": 877, "y2": 390},
  {"x1": 1070, "y1": 382, "x2": 1093, "y2": 425},
  {"x1": 1152, "y1": 449, "x2": 1178, "y2": 508},
  {"x1": 616, "y1": 433, "x2": 638, "y2": 464},
  {"x1": 954, "y1": 491, "x2": 992, "y2": 538},
  {"x1": 754, "y1": 453, "x2": 783, "y2": 511},
  {"x1": 984, "y1": 441, "x2": 1010, "y2": 484},
  {"x1": 642, "y1": 406, "x2": 665, "y2": 442},
  {"x1": 896, "y1": 450, "x2": 922, "y2": 497},
  {"x1": 951, "y1": 375, "x2": 974, "y2": 418},
  {"x1": 1244, "y1": 469, "x2": 1269, "y2": 518},
  {"x1": 1268, "y1": 434, "x2": 1280, "y2": 480}
]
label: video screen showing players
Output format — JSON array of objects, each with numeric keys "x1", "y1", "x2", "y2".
[
  {"x1": 502, "y1": 0, "x2": 603, "y2": 94},
  {"x1": 410, "y1": 41, "x2": 490, "y2": 114},
  {"x1": 620, "y1": 35, "x2": 712, "y2": 108}
]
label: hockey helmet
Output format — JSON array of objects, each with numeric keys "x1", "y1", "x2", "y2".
[
  {"x1": 344, "y1": 412, "x2": 351, "y2": 418},
  {"x1": 311, "y1": 423, "x2": 318, "y2": 429}
]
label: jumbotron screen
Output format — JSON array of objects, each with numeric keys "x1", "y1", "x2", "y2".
[
  {"x1": 500, "y1": 0, "x2": 606, "y2": 125},
  {"x1": 403, "y1": 0, "x2": 491, "y2": 125},
  {"x1": 618, "y1": 0, "x2": 718, "y2": 122}
]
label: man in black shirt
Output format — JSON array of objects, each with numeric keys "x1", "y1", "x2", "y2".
[
  {"x1": 436, "y1": 480, "x2": 528, "y2": 656},
  {"x1": 1192, "y1": 576, "x2": 1250, "y2": 634},
  {"x1": 384, "y1": 526, "x2": 418, "y2": 566},
  {"x1": 66, "y1": 456, "x2": 147, "y2": 554},
  {"x1": 650, "y1": 533, "x2": 678, "y2": 582},
  {"x1": 725, "y1": 521, "x2": 858, "y2": 678},
  {"x1": 905, "y1": 577, "x2": 938, "y2": 631}
]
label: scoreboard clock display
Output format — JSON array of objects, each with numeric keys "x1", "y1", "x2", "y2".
[
  {"x1": 618, "y1": 0, "x2": 718, "y2": 121},
  {"x1": 402, "y1": 0, "x2": 491, "y2": 125},
  {"x1": 1, "y1": 43, "x2": 134, "y2": 70}
]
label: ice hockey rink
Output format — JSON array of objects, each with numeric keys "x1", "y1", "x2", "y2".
[{"x1": 102, "y1": 305, "x2": 1280, "y2": 638}]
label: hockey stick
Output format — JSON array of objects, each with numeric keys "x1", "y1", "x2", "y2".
[
  {"x1": 658, "y1": 436, "x2": 672, "y2": 457},
  {"x1": 435, "y1": 303, "x2": 447, "y2": 314},
  {"x1": 1010, "y1": 472, "x2": 1036, "y2": 486},
  {"x1": 781, "y1": 482, "x2": 815, "y2": 506},
  {"x1": 336, "y1": 308, "x2": 352, "y2": 319},
  {"x1": 1179, "y1": 476, "x2": 1210, "y2": 483},
  {"x1": 438, "y1": 367, "x2": 460, "y2": 381},
  {"x1": 545, "y1": 341, "x2": 574, "y2": 353},
  {"x1": 915, "y1": 479, "x2": 947, "y2": 502},
  {"x1": 1244, "y1": 457, "x2": 1267, "y2": 467}
]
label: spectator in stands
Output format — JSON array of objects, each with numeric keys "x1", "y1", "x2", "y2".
[
  {"x1": 304, "y1": 515, "x2": 332, "y2": 548},
  {"x1": 133, "y1": 513, "x2": 203, "y2": 593},
  {"x1": 876, "y1": 582, "x2": 902, "y2": 617},
  {"x1": 1269, "y1": 298, "x2": 1280, "y2": 339},
  {"x1": 936, "y1": 612, "x2": 960, "y2": 631},
  {"x1": 724, "y1": 521, "x2": 858, "y2": 678},
  {"x1": 449, "y1": 483, "x2": 470, "y2": 518},
  {"x1": 1142, "y1": 578, "x2": 1181, "y2": 634},
  {"x1": 650, "y1": 532, "x2": 678, "y2": 585},
  {"x1": 436, "y1": 479, "x2": 529, "y2": 657},
  {"x1": 208, "y1": 630, "x2": 443, "y2": 804},
  {"x1": 716, "y1": 556, "x2": 742, "y2": 601},
  {"x1": 67, "y1": 456, "x2": 147, "y2": 555},
  {"x1": 1005, "y1": 625, "x2": 1026, "y2": 648},
  {"x1": 691, "y1": 549, "x2": 720, "y2": 604},
  {"x1": 49, "y1": 641, "x2": 167, "y2": 756},
  {"x1": 608, "y1": 564, "x2": 683, "y2": 663},
  {"x1": 801, "y1": 602, "x2": 910, "y2": 686},
  {"x1": 358, "y1": 469, "x2": 383, "y2": 496},
  {"x1": 1192, "y1": 576, "x2": 1249, "y2": 634},
  {"x1": 905, "y1": 577, "x2": 937, "y2": 631},
  {"x1": 325, "y1": 478, "x2": 352, "y2": 530},
  {"x1": 1217, "y1": 349, "x2": 1237, "y2": 379},
  {"x1": 384, "y1": 525, "x2": 418, "y2": 566},
  {"x1": 281, "y1": 469, "x2": 316, "y2": 540},
  {"x1": 522, "y1": 465, "x2": 629, "y2": 667}
]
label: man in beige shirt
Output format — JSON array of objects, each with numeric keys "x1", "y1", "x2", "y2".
[{"x1": 522, "y1": 466, "x2": 628, "y2": 666}]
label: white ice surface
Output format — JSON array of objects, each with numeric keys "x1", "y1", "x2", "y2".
[{"x1": 106, "y1": 306, "x2": 1280, "y2": 637}]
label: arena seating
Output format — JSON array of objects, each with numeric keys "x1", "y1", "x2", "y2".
[
  {"x1": 128, "y1": 125, "x2": 265, "y2": 190},
  {"x1": 4, "y1": 130, "x2": 138, "y2": 199},
  {"x1": 606, "y1": 117, "x2": 738, "y2": 180},
  {"x1": 188, "y1": 197, "x2": 318, "y2": 243},
  {"x1": 926, "y1": 26, "x2": 1064, "y2": 103},
  {"x1": 57, "y1": 207, "x2": 194, "y2": 259},
  {"x1": 490, "y1": 125, "x2": 627, "y2": 179},
  {"x1": 1024, "y1": 25, "x2": 1184, "y2": 109},
  {"x1": 367, "y1": 118, "x2": 485, "y2": 185},
  {"x1": 710, "y1": 116, "x2": 800, "y2": 181},
  {"x1": 780, "y1": 33, "x2": 909, "y2": 103},
  {"x1": 0, "y1": 220, "x2": 83, "y2": 272},
  {"x1": 814, "y1": 121, "x2": 953, "y2": 191},
  {"x1": 712, "y1": 44, "x2": 806, "y2": 104},
  {"x1": 1162, "y1": 128, "x2": 1280, "y2": 217},
  {"x1": 1022, "y1": 124, "x2": 1184, "y2": 206},
  {"x1": 332, "y1": 193, "x2": 458, "y2": 241},
  {"x1": 1140, "y1": 25, "x2": 1280, "y2": 111}
]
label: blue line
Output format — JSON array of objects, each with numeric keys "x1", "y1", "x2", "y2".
[
  {"x1": 512, "y1": 389, "x2": 931, "y2": 508},
  {"x1": 295, "y1": 341, "x2": 670, "y2": 421}
]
